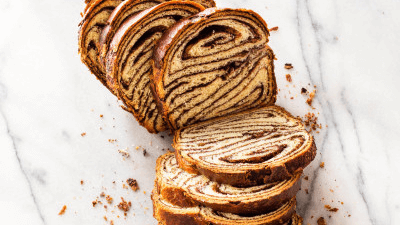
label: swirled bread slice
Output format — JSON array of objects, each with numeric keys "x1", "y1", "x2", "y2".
[
  {"x1": 79, "y1": 0, "x2": 124, "y2": 93},
  {"x1": 152, "y1": 188, "x2": 297, "y2": 225},
  {"x1": 174, "y1": 106, "x2": 317, "y2": 187},
  {"x1": 105, "y1": 2, "x2": 205, "y2": 133},
  {"x1": 152, "y1": 8, "x2": 277, "y2": 130},
  {"x1": 99, "y1": 0, "x2": 216, "y2": 66},
  {"x1": 155, "y1": 152, "x2": 301, "y2": 215}
]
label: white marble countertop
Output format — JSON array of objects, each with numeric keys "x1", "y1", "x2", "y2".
[{"x1": 1, "y1": 0, "x2": 400, "y2": 224}]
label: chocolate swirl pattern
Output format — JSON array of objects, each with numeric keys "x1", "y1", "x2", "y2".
[
  {"x1": 79, "y1": 0, "x2": 124, "y2": 92},
  {"x1": 155, "y1": 152, "x2": 301, "y2": 215},
  {"x1": 152, "y1": 188, "x2": 297, "y2": 225},
  {"x1": 152, "y1": 8, "x2": 277, "y2": 130},
  {"x1": 106, "y1": 2, "x2": 205, "y2": 133},
  {"x1": 174, "y1": 106, "x2": 317, "y2": 187}
]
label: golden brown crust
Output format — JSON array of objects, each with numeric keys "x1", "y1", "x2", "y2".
[
  {"x1": 173, "y1": 105, "x2": 317, "y2": 187},
  {"x1": 78, "y1": 0, "x2": 123, "y2": 94},
  {"x1": 155, "y1": 153, "x2": 302, "y2": 215},
  {"x1": 151, "y1": 8, "x2": 277, "y2": 130},
  {"x1": 105, "y1": 1, "x2": 205, "y2": 133}
]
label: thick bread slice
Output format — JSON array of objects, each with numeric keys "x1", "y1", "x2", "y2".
[
  {"x1": 79, "y1": 0, "x2": 123, "y2": 93},
  {"x1": 155, "y1": 152, "x2": 301, "y2": 215},
  {"x1": 105, "y1": 1, "x2": 205, "y2": 133},
  {"x1": 173, "y1": 106, "x2": 317, "y2": 187},
  {"x1": 99, "y1": 0, "x2": 216, "y2": 67},
  {"x1": 152, "y1": 8, "x2": 277, "y2": 130},
  {"x1": 152, "y1": 188, "x2": 297, "y2": 225}
]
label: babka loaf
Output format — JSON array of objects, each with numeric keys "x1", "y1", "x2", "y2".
[
  {"x1": 173, "y1": 106, "x2": 317, "y2": 187},
  {"x1": 99, "y1": 0, "x2": 216, "y2": 67},
  {"x1": 105, "y1": 1, "x2": 205, "y2": 133},
  {"x1": 152, "y1": 188, "x2": 297, "y2": 225},
  {"x1": 152, "y1": 8, "x2": 277, "y2": 130},
  {"x1": 79, "y1": 0, "x2": 124, "y2": 92},
  {"x1": 155, "y1": 152, "x2": 301, "y2": 214}
]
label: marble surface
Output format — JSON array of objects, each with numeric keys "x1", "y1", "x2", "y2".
[{"x1": 1, "y1": 0, "x2": 400, "y2": 224}]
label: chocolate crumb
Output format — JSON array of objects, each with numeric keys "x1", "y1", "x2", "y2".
[
  {"x1": 301, "y1": 87, "x2": 307, "y2": 94},
  {"x1": 284, "y1": 63, "x2": 293, "y2": 69},
  {"x1": 286, "y1": 74, "x2": 292, "y2": 82},
  {"x1": 160, "y1": 135, "x2": 164, "y2": 138},
  {"x1": 143, "y1": 149, "x2": 147, "y2": 156},
  {"x1": 317, "y1": 217, "x2": 327, "y2": 225},
  {"x1": 127, "y1": 178, "x2": 139, "y2": 192},
  {"x1": 58, "y1": 205, "x2": 67, "y2": 215},
  {"x1": 305, "y1": 189, "x2": 309, "y2": 194},
  {"x1": 269, "y1": 26, "x2": 279, "y2": 31},
  {"x1": 304, "y1": 176, "x2": 309, "y2": 180},
  {"x1": 92, "y1": 199, "x2": 98, "y2": 207}
]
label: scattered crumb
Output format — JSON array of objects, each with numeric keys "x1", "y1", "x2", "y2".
[
  {"x1": 320, "y1": 162, "x2": 325, "y2": 168},
  {"x1": 325, "y1": 205, "x2": 339, "y2": 212},
  {"x1": 117, "y1": 198, "x2": 131, "y2": 212},
  {"x1": 341, "y1": 202, "x2": 344, "y2": 205},
  {"x1": 143, "y1": 191, "x2": 147, "y2": 194},
  {"x1": 143, "y1": 149, "x2": 147, "y2": 156},
  {"x1": 135, "y1": 146, "x2": 140, "y2": 150},
  {"x1": 330, "y1": 189, "x2": 334, "y2": 193},
  {"x1": 306, "y1": 90, "x2": 316, "y2": 106},
  {"x1": 108, "y1": 139, "x2": 117, "y2": 143},
  {"x1": 100, "y1": 114, "x2": 104, "y2": 118},
  {"x1": 92, "y1": 199, "x2": 98, "y2": 207},
  {"x1": 303, "y1": 112, "x2": 322, "y2": 133},
  {"x1": 127, "y1": 178, "x2": 139, "y2": 191},
  {"x1": 100, "y1": 192, "x2": 105, "y2": 197},
  {"x1": 106, "y1": 195, "x2": 113, "y2": 204},
  {"x1": 81, "y1": 132, "x2": 86, "y2": 137},
  {"x1": 301, "y1": 87, "x2": 308, "y2": 94},
  {"x1": 103, "y1": 216, "x2": 108, "y2": 221},
  {"x1": 284, "y1": 63, "x2": 293, "y2": 69},
  {"x1": 304, "y1": 176, "x2": 309, "y2": 180},
  {"x1": 305, "y1": 189, "x2": 309, "y2": 194},
  {"x1": 269, "y1": 26, "x2": 279, "y2": 31},
  {"x1": 160, "y1": 135, "x2": 164, "y2": 138},
  {"x1": 118, "y1": 148, "x2": 130, "y2": 158},
  {"x1": 317, "y1": 217, "x2": 327, "y2": 225},
  {"x1": 58, "y1": 205, "x2": 67, "y2": 215},
  {"x1": 80, "y1": 180, "x2": 84, "y2": 185},
  {"x1": 110, "y1": 220, "x2": 114, "y2": 225},
  {"x1": 286, "y1": 74, "x2": 292, "y2": 82},
  {"x1": 290, "y1": 97, "x2": 294, "y2": 100}
]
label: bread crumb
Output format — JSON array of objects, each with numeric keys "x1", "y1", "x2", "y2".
[
  {"x1": 92, "y1": 199, "x2": 98, "y2": 207},
  {"x1": 117, "y1": 198, "x2": 131, "y2": 212},
  {"x1": 284, "y1": 63, "x2": 293, "y2": 69},
  {"x1": 317, "y1": 217, "x2": 327, "y2": 225},
  {"x1": 118, "y1": 148, "x2": 130, "y2": 158},
  {"x1": 127, "y1": 178, "x2": 139, "y2": 191},
  {"x1": 100, "y1": 114, "x2": 103, "y2": 118},
  {"x1": 106, "y1": 195, "x2": 113, "y2": 204},
  {"x1": 325, "y1": 205, "x2": 339, "y2": 212},
  {"x1": 110, "y1": 220, "x2": 114, "y2": 225},
  {"x1": 304, "y1": 176, "x2": 309, "y2": 180},
  {"x1": 80, "y1": 180, "x2": 84, "y2": 185},
  {"x1": 58, "y1": 205, "x2": 67, "y2": 215},
  {"x1": 81, "y1": 132, "x2": 86, "y2": 137},
  {"x1": 100, "y1": 192, "x2": 105, "y2": 197},
  {"x1": 286, "y1": 74, "x2": 292, "y2": 82},
  {"x1": 320, "y1": 162, "x2": 325, "y2": 168},
  {"x1": 306, "y1": 90, "x2": 316, "y2": 106},
  {"x1": 269, "y1": 26, "x2": 279, "y2": 31}
]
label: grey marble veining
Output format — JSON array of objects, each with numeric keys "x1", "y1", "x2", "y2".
[{"x1": 0, "y1": 0, "x2": 399, "y2": 224}]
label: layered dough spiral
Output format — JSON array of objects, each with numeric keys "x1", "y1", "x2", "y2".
[
  {"x1": 155, "y1": 152, "x2": 301, "y2": 215},
  {"x1": 173, "y1": 106, "x2": 317, "y2": 187},
  {"x1": 152, "y1": 8, "x2": 277, "y2": 130},
  {"x1": 105, "y1": 1, "x2": 205, "y2": 133}
]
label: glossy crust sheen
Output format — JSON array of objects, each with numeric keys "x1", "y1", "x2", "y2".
[
  {"x1": 152, "y1": 8, "x2": 277, "y2": 131},
  {"x1": 105, "y1": 1, "x2": 205, "y2": 133},
  {"x1": 173, "y1": 105, "x2": 317, "y2": 187},
  {"x1": 152, "y1": 187, "x2": 297, "y2": 225},
  {"x1": 79, "y1": 0, "x2": 123, "y2": 93},
  {"x1": 155, "y1": 152, "x2": 302, "y2": 215}
]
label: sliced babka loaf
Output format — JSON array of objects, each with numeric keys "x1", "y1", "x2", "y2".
[
  {"x1": 105, "y1": 1, "x2": 205, "y2": 133},
  {"x1": 79, "y1": 0, "x2": 124, "y2": 93},
  {"x1": 152, "y1": 188, "x2": 297, "y2": 225},
  {"x1": 152, "y1": 8, "x2": 277, "y2": 130},
  {"x1": 155, "y1": 152, "x2": 301, "y2": 215},
  {"x1": 99, "y1": 0, "x2": 216, "y2": 66},
  {"x1": 173, "y1": 105, "x2": 317, "y2": 187}
]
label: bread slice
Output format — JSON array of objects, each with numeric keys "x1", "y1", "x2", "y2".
[
  {"x1": 173, "y1": 105, "x2": 316, "y2": 187},
  {"x1": 152, "y1": 187, "x2": 297, "y2": 225},
  {"x1": 99, "y1": 0, "x2": 216, "y2": 67},
  {"x1": 155, "y1": 152, "x2": 301, "y2": 215},
  {"x1": 105, "y1": 1, "x2": 205, "y2": 133},
  {"x1": 79, "y1": 0, "x2": 124, "y2": 93},
  {"x1": 152, "y1": 8, "x2": 277, "y2": 130}
]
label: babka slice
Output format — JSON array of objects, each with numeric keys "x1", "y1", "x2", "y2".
[
  {"x1": 99, "y1": 0, "x2": 216, "y2": 67},
  {"x1": 155, "y1": 152, "x2": 301, "y2": 215},
  {"x1": 152, "y1": 188, "x2": 297, "y2": 225},
  {"x1": 105, "y1": 1, "x2": 205, "y2": 133},
  {"x1": 173, "y1": 106, "x2": 317, "y2": 187},
  {"x1": 79, "y1": 0, "x2": 124, "y2": 93},
  {"x1": 152, "y1": 8, "x2": 277, "y2": 130}
]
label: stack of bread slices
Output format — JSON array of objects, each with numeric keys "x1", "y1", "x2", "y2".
[{"x1": 79, "y1": 0, "x2": 317, "y2": 224}]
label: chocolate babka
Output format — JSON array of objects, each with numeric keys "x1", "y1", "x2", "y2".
[
  {"x1": 99, "y1": 0, "x2": 216, "y2": 68},
  {"x1": 173, "y1": 106, "x2": 317, "y2": 187},
  {"x1": 152, "y1": 189, "x2": 297, "y2": 225},
  {"x1": 79, "y1": 0, "x2": 124, "y2": 92},
  {"x1": 152, "y1": 8, "x2": 277, "y2": 130},
  {"x1": 105, "y1": 1, "x2": 205, "y2": 133},
  {"x1": 155, "y1": 152, "x2": 301, "y2": 215}
]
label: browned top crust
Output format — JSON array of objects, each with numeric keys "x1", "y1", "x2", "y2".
[
  {"x1": 173, "y1": 105, "x2": 317, "y2": 187},
  {"x1": 105, "y1": 1, "x2": 205, "y2": 133},
  {"x1": 151, "y1": 8, "x2": 277, "y2": 130},
  {"x1": 154, "y1": 152, "x2": 302, "y2": 215}
]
